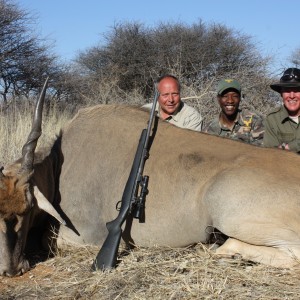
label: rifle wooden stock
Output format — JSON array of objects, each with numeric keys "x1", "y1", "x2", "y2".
[{"x1": 92, "y1": 129, "x2": 147, "y2": 271}]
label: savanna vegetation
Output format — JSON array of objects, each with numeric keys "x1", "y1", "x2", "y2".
[
  {"x1": 1, "y1": 0, "x2": 300, "y2": 299},
  {"x1": 2, "y1": 243, "x2": 300, "y2": 299},
  {"x1": 0, "y1": 0, "x2": 290, "y2": 132},
  {"x1": 0, "y1": 0, "x2": 290, "y2": 163}
]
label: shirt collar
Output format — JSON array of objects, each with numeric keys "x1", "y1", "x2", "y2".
[
  {"x1": 219, "y1": 110, "x2": 243, "y2": 129},
  {"x1": 158, "y1": 102, "x2": 183, "y2": 123},
  {"x1": 279, "y1": 106, "x2": 296, "y2": 123}
]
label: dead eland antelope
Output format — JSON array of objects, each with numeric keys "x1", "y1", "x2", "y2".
[{"x1": 1, "y1": 82, "x2": 300, "y2": 276}]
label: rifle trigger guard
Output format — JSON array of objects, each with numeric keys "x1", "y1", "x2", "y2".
[{"x1": 116, "y1": 201, "x2": 122, "y2": 211}]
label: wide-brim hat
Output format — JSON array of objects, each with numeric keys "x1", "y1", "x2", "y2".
[{"x1": 270, "y1": 68, "x2": 300, "y2": 93}]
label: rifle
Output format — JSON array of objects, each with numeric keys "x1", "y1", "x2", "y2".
[{"x1": 91, "y1": 90, "x2": 159, "y2": 271}]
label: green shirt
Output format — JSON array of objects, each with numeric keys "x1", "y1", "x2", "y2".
[
  {"x1": 204, "y1": 110, "x2": 264, "y2": 146},
  {"x1": 263, "y1": 106, "x2": 300, "y2": 153}
]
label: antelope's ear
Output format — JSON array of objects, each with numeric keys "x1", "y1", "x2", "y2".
[{"x1": 33, "y1": 186, "x2": 66, "y2": 225}]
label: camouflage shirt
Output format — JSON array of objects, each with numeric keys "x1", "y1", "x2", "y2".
[
  {"x1": 204, "y1": 109, "x2": 264, "y2": 146},
  {"x1": 263, "y1": 105, "x2": 300, "y2": 153}
]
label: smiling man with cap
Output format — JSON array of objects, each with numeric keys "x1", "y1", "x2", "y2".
[
  {"x1": 204, "y1": 78, "x2": 264, "y2": 145},
  {"x1": 263, "y1": 68, "x2": 300, "y2": 152}
]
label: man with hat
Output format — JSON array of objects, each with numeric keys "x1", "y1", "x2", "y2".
[
  {"x1": 264, "y1": 68, "x2": 300, "y2": 152},
  {"x1": 204, "y1": 79, "x2": 264, "y2": 145}
]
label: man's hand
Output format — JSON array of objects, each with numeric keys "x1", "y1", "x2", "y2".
[{"x1": 278, "y1": 143, "x2": 290, "y2": 150}]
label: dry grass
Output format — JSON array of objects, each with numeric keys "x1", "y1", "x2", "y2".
[
  {"x1": 0, "y1": 101, "x2": 72, "y2": 165},
  {"x1": 1, "y1": 244, "x2": 300, "y2": 299}
]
